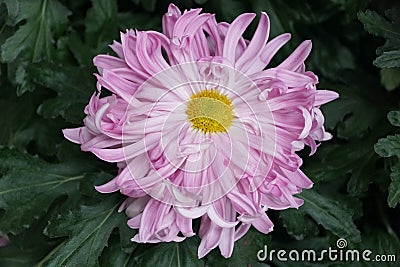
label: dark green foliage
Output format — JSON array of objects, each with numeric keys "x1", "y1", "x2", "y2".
[
  {"x1": 41, "y1": 195, "x2": 131, "y2": 267},
  {"x1": 0, "y1": 0, "x2": 71, "y2": 63},
  {"x1": 134, "y1": 237, "x2": 205, "y2": 267},
  {"x1": 0, "y1": 0, "x2": 399, "y2": 266}
]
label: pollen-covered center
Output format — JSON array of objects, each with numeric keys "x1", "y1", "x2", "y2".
[{"x1": 186, "y1": 89, "x2": 234, "y2": 133}]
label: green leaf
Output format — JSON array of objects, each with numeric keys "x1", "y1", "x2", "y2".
[
  {"x1": 55, "y1": 141, "x2": 110, "y2": 172},
  {"x1": 99, "y1": 234, "x2": 135, "y2": 267},
  {"x1": 0, "y1": 209, "x2": 59, "y2": 267},
  {"x1": 131, "y1": 0, "x2": 157, "y2": 12},
  {"x1": 358, "y1": 10, "x2": 400, "y2": 70},
  {"x1": 380, "y1": 68, "x2": 400, "y2": 91},
  {"x1": 118, "y1": 12, "x2": 161, "y2": 32},
  {"x1": 1, "y1": 0, "x2": 20, "y2": 25},
  {"x1": 304, "y1": 137, "x2": 378, "y2": 196},
  {"x1": 321, "y1": 82, "x2": 388, "y2": 139},
  {"x1": 299, "y1": 190, "x2": 361, "y2": 243},
  {"x1": 0, "y1": 244, "x2": 45, "y2": 267},
  {"x1": 194, "y1": 0, "x2": 208, "y2": 4},
  {"x1": 117, "y1": 214, "x2": 137, "y2": 254},
  {"x1": 218, "y1": 0, "x2": 248, "y2": 22},
  {"x1": 309, "y1": 36, "x2": 355, "y2": 80},
  {"x1": 355, "y1": 229, "x2": 400, "y2": 267},
  {"x1": 374, "y1": 134, "x2": 400, "y2": 158},
  {"x1": 376, "y1": 39, "x2": 400, "y2": 56},
  {"x1": 15, "y1": 63, "x2": 36, "y2": 96},
  {"x1": 206, "y1": 228, "x2": 270, "y2": 267},
  {"x1": 68, "y1": 0, "x2": 137, "y2": 67},
  {"x1": 133, "y1": 237, "x2": 205, "y2": 267},
  {"x1": 0, "y1": 148, "x2": 87, "y2": 234},
  {"x1": 1, "y1": 0, "x2": 71, "y2": 62},
  {"x1": 41, "y1": 194, "x2": 129, "y2": 267},
  {"x1": 0, "y1": 85, "x2": 36, "y2": 146},
  {"x1": 141, "y1": 0, "x2": 157, "y2": 12},
  {"x1": 280, "y1": 209, "x2": 319, "y2": 240},
  {"x1": 345, "y1": 153, "x2": 376, "y2": 197},
  {"x1": 80, "y1": 0, "x2": 126, "y2": 62},
  {"x1": 86, "y1": 0, "x2": 117, "y2": 33},
  {"x1": 322, "y1": 140, "x2": 377, "y2": 196},
  {"x1": 14, "y1": 118, "x2": 64, "y2": 157},
  {"x1": 26, "y1": 62, "x2": 95, "y2": 123},
  {"x1": 388, "y1": 164, "x2": 400, "y2": 208},
  {"x1": 357, "y1": 10, "x2": 400, "y2": 41},
  {"x1": 0, "y1": 82, "x2": 66, "y2": 157},
  {"x1": 374, "y1": 50, "x2": 400, "y2": 68},
  {"x1": 387, "y1": 110, "x2": 400, "y2": 127}
]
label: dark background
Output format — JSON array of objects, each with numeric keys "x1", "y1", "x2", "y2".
[{"x1": 0, "y1": 0, "x2": 399, "y2": 266}]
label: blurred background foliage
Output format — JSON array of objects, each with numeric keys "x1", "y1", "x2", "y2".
[{"x1": 0, "y1": 0, "x2": 399, "y2": 266}]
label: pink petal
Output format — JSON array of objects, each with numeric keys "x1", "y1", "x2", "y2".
[
  {"x1": 252, "y1": 213, "x2": 274, "y2": 234},
  {"x1": 314, "y1": 90, "x2": 339, "y2": 106},
  {"x1": 120, "y1": 30, "x2": 150, "y2": 81},
  {"x1": 162, "y1": 3, "x2": 181, "y2": 38},
  {"x1": 95, "y1": 178, "x2": 119, "y2": 193},
  {"x1": 236, "y1": 13, "x2": 270, "y2": 74},
  {"x1": 218, "y1": 201, "x2": 236, "y2": 258},
  {"x1": 109, "y1": 40, "x2": 124, "y2": 59},
  {"x1": 62, "y1": 128, "x2": 83, "y2": 144},
  {"x1": 299, "y1": 107, "x2": 313, "y2": 139},
  {"x1": 260, "y1": 33, "x2": 292, "y2": 67},
  {"x1": 223, "y1": 13, "x2": 256, "y2": 64},
  {"x1": 93, "y1": 55, "x2": 127, "y2": 74},
  {"x1": 234, "y1": 223, "x2": 251, "y2": 241},
  {"x1": 175, "y1": 205, "x2": 209, "y2": 219},
  {"x1": 207, "y1": 202, "x2": 238, "y2": 228},
  {"x1": 277, "y1": 40, "x2": 312, "y2": 71},
  {"x1": 198, "y1": 219, "x2": 223, "y2": 258},
  {"x1": 90, "y1": 139, "x2": 146, "y2": 162}
]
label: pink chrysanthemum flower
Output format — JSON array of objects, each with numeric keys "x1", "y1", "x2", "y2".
[
  {"x1": 0, "y1": 235, "x2": 9, "y2": 247},
  {"x1": 64, "y1": 4, "x2": 338, "y2": 258}
]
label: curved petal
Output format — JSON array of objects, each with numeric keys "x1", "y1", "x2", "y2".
[
  {"x1": 95, "y1": 178, "x2": 119, "y2": 193},
  {"x1": 93, "y1": 55, "x2": 127, "y2": 74},
  {"x1": 236, "y1": 13, "x2": 270, "y2": 74},
  {"x1": 261, "y1": 33, "x2": 291, "y2": 66},
  {"x1": 277, "y1": 40, "x2": 312, "y2": 71},
  {"x1": 223, "y1": 13, "x2": 256, "y2": 64},
  {"x1": 175, "y1": 205, "x2": 209, "y2": 219},
  {"x1": 218, "y1": 201, "x2": 236, "y2": 258},
  {"x1": 314, "y1": 90, "x2": 339, "y2": 106},
  {"x1": 207, "y1": 203, "x2": 238, "y2": 228},
  {"x1": 252, "y1": 213, "x2": 274, "y2": 234},
  {"x1": 62, "y1": 128, "x2": 83, "y2": 144},
  {"x1": 90, "y1": 139, "x2": 147, "y2": 162},
  {"x1": 162, "y1": 3, "x2": 181, "y2": 38}
]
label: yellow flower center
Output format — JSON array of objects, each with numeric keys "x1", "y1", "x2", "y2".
[{"x1": 186, "y1": 89, "x2": 234, "y2": 133}]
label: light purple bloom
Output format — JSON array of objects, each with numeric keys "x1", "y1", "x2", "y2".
[
  {"x1": 64, "y1": 4, "x2": 338, "y2": 258},
  {"x1": 0, "y1": 235, "x2": 9, "y2": 247}
]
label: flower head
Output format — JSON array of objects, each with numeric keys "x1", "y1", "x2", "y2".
[
  {"x1": 64, "y1": 3, "x2": 338, "y2": 258},
  {"x1": 0, "y1": 235, "x2": 9, "y2": 247}
]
